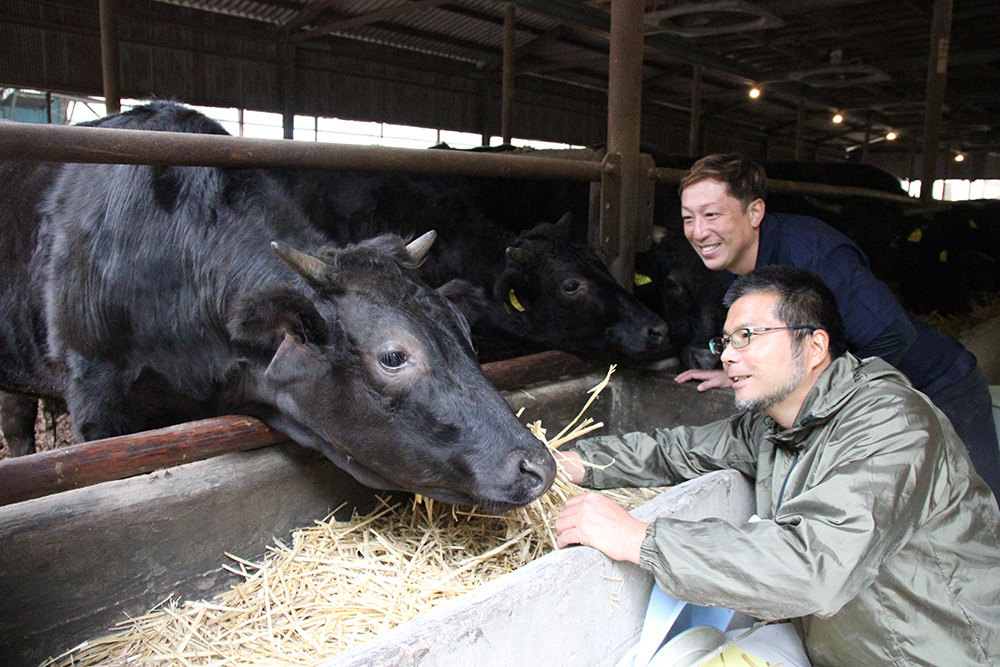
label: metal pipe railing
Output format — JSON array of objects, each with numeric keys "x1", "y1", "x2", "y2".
[
  {"x1": 0, "y1": 120, "x2": 603, "y2": 182},
  {"x1": 650, "y1": 166, "x2": 920, "y2": 206}
]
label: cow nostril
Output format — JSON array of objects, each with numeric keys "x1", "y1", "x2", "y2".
[
  {"x1": 647, "y1": 323, "x2": 668, "y2": 346},
  {"x1": 519, "y1": 455, "x2": 552, "y2": 494}
]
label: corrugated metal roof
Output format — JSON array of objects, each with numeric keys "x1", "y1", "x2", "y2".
[
  {"x1": 157, "y1": 0, "x2": 302, "y2": 25},
  {"x1": 4, "y1": 0, "x2": 999, "y2": 166}
]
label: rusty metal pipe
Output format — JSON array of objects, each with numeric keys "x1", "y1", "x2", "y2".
[
  {"x1": 0, "y1": 121, "x2": 603, "y2": 182},
  {"x1": 98, "y1": 0, "x2": 121, "y2": 114},
  {"x1": 603, "y1": 0, "x2": 645, "y2": 287}
]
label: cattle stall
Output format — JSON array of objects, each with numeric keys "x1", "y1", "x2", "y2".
[
  {"x1": 5, "y1": 105, "x2": 997, "y2": 667},
  {"x1": 0, "y1": 367, "x2": 739, "y2": 665},
  {"x1": 0, "y1": 82, "x2": 669, "y2": 664}
]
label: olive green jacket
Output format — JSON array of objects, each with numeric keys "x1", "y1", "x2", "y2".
[{"x1": 576, "y1": 355, "x2": 1000, "y2": 666}]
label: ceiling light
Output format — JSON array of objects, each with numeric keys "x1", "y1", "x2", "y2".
[
  {"x1": 832, "y1": 113, "x2": 843, "y2": 123},
  {"x1": 955, "y1": 154, "x2": 965, "y2": 162},
  {"x1": 886, "y1": 131, "x2": 897, "y2": 141},
  {"x1": 749, "y1": 87, "x2": 761, "y2": 99}
]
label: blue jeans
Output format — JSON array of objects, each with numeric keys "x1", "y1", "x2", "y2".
[{"x1": 925, "y1": 355, "x2": 1000, "y2": 503}]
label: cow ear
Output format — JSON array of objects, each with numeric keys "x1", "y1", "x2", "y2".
[
  {"x1": 438, "y1": 279, "x2": 487, "y2": 326},
  {"x1": 264, "y1": 333, "x2": 324, "y2": 386},
  {"x1": 228, "y1": 287, "x2": 329, "y2": 352}
]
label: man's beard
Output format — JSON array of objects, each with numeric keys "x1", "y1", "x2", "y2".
[{"x1": 734, "y1": 345, "x2": 807, "y2": 414}]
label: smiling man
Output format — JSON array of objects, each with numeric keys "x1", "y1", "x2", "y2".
[
  {"x1": 672, "y1": 153, "x2": 1000, "y2": 502},
  {"x1": 555, "y1": 266, "x2": 1000, "y2": 666}
]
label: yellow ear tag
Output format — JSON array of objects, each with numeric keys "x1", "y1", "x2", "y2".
[
  {"x1": 508, "y1": 288, "x2": 526, "y2": 312},
  {"x1": 634, "y1": 272, "x2": 652, "y2": 286},
  {"x1": 907, "y1": 229, "x2": 923, "y2": 243}
]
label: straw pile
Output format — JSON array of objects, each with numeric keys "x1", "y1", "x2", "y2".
[{"x1": 44, "y1": 366, "x2": 661, "y2": 667}]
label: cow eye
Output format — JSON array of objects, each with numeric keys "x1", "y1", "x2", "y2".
[
  {"x1": 379, "y1": 350, "x2": 407, "y2": 369},
  {"x1": 562, "y1": 278, "x2": 582, "y2": 295}
]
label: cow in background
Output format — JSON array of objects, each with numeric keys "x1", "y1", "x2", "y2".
[
  {"x1": 890, "y1": 199, "x2": 1000, "y2": 314},
  {"x1": 0, "y1": 101, "x2": 555, "y2": 510},
  {"x1": 275, "y1": 168, "x2": 671, "y2": 363},
  {"x1": 414, "y1": 146, "x2": 721, "y2": 369}
]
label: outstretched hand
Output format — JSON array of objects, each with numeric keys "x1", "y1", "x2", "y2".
[
  {"x1": 555, "y1": 492, "x2": 649, "y2": 564},
  {"x1": 674, "y1": 368, "x2": 732, "y2": 392}
]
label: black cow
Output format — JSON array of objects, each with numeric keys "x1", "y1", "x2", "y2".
[
  {"x1": 415, "y1": 146, "x2": 717, "y2": 368},
  {"x1": 635, "y1": 228, "x2": 728, "y2": 370},
  {"x1": 0, "y1": 102, "x2": 555, "y2": 509},
  {"x1": 275, "y1": 168, "x2": 670, "y2": 363},
  {"x1": 890, "y1": 200, "x2": 1000, "y2": 314}
]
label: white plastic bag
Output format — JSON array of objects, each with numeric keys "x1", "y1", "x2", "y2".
[{"x1": 616, "y1": 585, "x2": 811, "y2": 667}]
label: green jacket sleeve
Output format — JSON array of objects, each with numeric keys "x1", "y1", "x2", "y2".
[{"x1": 573, "y1": 414, "x2": 761, "y2": 490}]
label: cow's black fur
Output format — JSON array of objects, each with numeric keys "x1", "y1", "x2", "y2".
[
  {"x1": 0, "y1": 101, "x2": 555, "y2": 508},
  {"x1": 274, "y1": 168, "x2": 671, "y2": 362}
]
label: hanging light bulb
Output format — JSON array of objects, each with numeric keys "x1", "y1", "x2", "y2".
[
  {"x1": 832, "y1": 113, "x2": 843, "y2": 124},
  {"x1": 749, "y1": 87, "x2": 761, "y2": 99},
  {"x1": 886, "y1": 131, "x2": 897, "y2": 141},
  {"x1": 955, "y1": 153, "x2": 965, "y2": 162}
]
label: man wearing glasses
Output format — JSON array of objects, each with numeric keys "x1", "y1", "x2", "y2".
[
  {"x1": 672, "y1": 153, "x2": 1000, "y2": 501},
  {"x1": 555, "y1": 266, "x2": 1000, "y2": 666}
]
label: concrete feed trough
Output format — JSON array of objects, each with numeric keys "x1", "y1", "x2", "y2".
[{"x1": 0, "y1": 368, "x2": 743, "y2": 666}]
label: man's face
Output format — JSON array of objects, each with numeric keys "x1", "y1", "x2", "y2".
[
  {"x1": 720, "y1": 292, "x2": 807, "y2": 420},
  {"x1": 681, "y1": 179, "x2": 762, "y2": 275}
]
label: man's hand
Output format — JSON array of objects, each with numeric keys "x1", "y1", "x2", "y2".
[
  {"x1": 555, "y1": 492, "x2": 649, "y2": 564},
  {"x1": 674, "y1": 368, "x2": 732, "y2": 391},
  {"x1": 555, "y1": 450, "x2": 586, "y2": 485}
]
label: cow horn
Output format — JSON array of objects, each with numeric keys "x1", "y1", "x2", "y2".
[
  {"x1": 406, "y1": 230, "x2": 437, "y2": 264},
  {"x1": 271, "y1": 241, "x2": 329, "y2": 284},
  {"x1": 554, "y1": 212, "x2": 573, "y2": 233}
]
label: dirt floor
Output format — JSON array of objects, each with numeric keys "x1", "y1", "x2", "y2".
[{"x1": 0, "y1": 402, "x2": 74, "y2": 459}]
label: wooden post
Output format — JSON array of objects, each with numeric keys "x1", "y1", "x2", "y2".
[
  {"x1": 862, "y1": 116, "x2": 871, "y2": 161},
  {"x1": 919, "y1": 0, "x2": 954, "y2": 202},
  {"x1": 688, "y1": 65, "x2": 702, "y2": 156},
  {"x1": 99, "y1": 0, "x2": 121, "y2": 114},
  {"x1": 282, "y1": 35, "x2": 296, "y2": 140},
  {"x1": 794, "y1": 97, "x2": 806, "y2": 161},
  {"x1": 501, "y1": 4, "x2": 516, "y2": 144},
  {"x1": 603, "y1": 0, "x2": 645, "y2": 287}
]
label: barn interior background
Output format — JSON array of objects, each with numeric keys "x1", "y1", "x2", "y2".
[
  {"x1": 2, "y1": 0, "x2": 999, "y2": 183},
  {"x1": 3, "y1": 2, "x2": 1000, "y2": 664},
  {"x1": 2, "y1": 0, "x2": 1000, "y2": 429},
  {"x1": 3, "y1": 1, "x2": 1000, "y2": 450}
]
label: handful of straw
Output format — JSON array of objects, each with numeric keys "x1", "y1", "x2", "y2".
[{"x1": 45, "y1": 366, "x2": 660, "y2": 667}]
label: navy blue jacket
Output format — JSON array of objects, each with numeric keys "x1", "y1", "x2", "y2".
[{"x1": 739, "y1": 212, "x2": 967, "y2": 394}]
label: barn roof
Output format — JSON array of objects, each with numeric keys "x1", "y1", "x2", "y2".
[{"x1": 3, "y1": 0, "x2": 999, "y2": 179}]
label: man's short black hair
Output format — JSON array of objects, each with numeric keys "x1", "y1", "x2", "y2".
[
  {"x1": 680, "y1": 153, "x2": 767, "y2": 210},
  {"x1": 724, "y1": 266, "x2": 848, "y2": 358}
]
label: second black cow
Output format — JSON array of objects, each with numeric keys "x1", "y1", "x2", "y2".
[{"x1": 275, "y1": 168, "x2": 671, "y2": 363}]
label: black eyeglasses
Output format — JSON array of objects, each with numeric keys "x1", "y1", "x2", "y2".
[{"x1": 709, "y1": 326, "x2": 816, "y2": 355}]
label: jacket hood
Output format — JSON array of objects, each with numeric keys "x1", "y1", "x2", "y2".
[{"x1": 771, "y1": 354, "x2": 910, "y2": 449}]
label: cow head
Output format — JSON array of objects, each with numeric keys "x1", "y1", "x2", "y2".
[
  {"x1": 635, "y1": 232, "x2": 728, "y2": 371},
  {"x1": 493, "y1": 214, "x2": 670, "y2": 362},
  {"x1": 228, "y1": 232, "x2": 556, "y2": 509}
]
